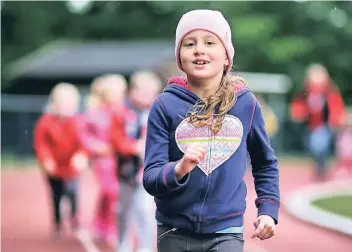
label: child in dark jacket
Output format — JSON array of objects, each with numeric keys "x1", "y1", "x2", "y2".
[{"x1": 118, "y1": 70, "x2": 161, "y2": 252}]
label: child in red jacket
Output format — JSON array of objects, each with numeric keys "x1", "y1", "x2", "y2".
[
  {"x1": 290, "y1": 64, "x2": 345, "y2": 180},
  {"x1": 33, "y1": 82, "x2": 88, "y2": 238}
]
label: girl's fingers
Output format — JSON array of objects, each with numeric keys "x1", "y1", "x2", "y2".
[
  {"x1": 188, "y1": 143, "x2": 207, "y2": 152},
  {"x1": 185, "y1": 144, "x2": 207, "y2": 164},
  {"x1": 188, "y1": 145, "x2": 207, "y2": 154},
  {"x1": 188, "y1": 149, "x2": 205, "y2": 157},
  {"x1": 251, "y1": 221, "x2": 265, "y2": 239},
  {"x1": 260, "y1": 226, "x2": 275, "y2": 240},
  {"x1": 187, "y1": 153, "x2": 202, "y2": 163},
  {"x1": 195, "y1": 145, "x2": 207, "y2": 153},
  {"x1": 267, "y1": 231, "x2": 275, "y2": 239}
]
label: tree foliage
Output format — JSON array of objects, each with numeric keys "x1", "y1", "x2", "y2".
[{"x1": 2, "y1": 1, "x2": 352, "y2": 102}]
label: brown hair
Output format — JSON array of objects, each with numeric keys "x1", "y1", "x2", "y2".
[{"x1": 187, "y1": 73, "x2": 247, "y2": 134}]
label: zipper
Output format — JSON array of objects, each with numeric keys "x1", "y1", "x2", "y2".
[
  {"x1": 158, "y1": 228, "x2": 177, "y2": 240},
  {"x1": 196, "y1": 130, "x2": 214, "y2": 232}
]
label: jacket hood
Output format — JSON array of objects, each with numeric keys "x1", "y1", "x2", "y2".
[{"x1": 164, "y1": 76, "x2": 249, "y2": 103}]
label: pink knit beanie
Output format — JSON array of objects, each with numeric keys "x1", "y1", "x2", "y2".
[{"x1": 175, "y1": 9, "x2": 235, "y2": 74}]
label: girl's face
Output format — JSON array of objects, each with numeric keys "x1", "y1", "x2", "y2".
[
  {"x1": 130, "y1": 77, "x2": 160, "y2": 109},
  {"x1": 179, "y1": 30, "x2": 229, "y2": 80},
  {"x1": 103, "y1": 79, "x2": 126, "y2": 105},
  {"x1": 91, "y1": 80, "x2": 105, "y2": 95},
  {"x1": 307, "y1": 66, "x2": 329, "y2": 92},
  {"x1": 53, "y1": 89, "x2": 79, "y2": 117},
  {"x1": 310, "y1": 70, "x2": 328, "y2": 84}
]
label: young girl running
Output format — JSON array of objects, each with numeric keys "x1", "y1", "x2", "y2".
[
  {"x1": 143, "y1": 9, "x2": 280, "y2": 252},
  {"x1": 34, "y1": 82, "x2": 88, "y2": 238}
]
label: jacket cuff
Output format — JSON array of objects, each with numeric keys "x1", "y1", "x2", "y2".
[
  {"x1": 257, "y1": 200, "x2": 280, "y2": 224},
  {"x1": 161, "y1": 161, "x2": 189, "y2": 189}
]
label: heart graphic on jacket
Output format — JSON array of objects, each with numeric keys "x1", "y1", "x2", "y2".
[{"x1": 175, "y1": 115, "x2": 243, "y2": 175}]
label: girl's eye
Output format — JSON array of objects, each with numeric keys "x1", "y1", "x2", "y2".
[
  {"x1": 185, "y1": 42, "x2": 195, "y2": 47},
  {"x1": 206, "y1": 41, "x2": 215, "y2": 45}
]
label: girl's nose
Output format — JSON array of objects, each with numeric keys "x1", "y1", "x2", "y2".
[{"x1": 194, "y1": 43, "x2": 206, "y2": 55}]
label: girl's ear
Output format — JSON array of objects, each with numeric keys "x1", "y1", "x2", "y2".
[
  {"x1": 224, "y1": 59, "x2": 229, "y2": 73},
  {"x1": 224, "y1": 57, "x2": 229, "y2": 67}
]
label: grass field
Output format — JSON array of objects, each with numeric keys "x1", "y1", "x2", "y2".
[{"x1": 312, "y1": 194, "x2": 352, "y2": 219}]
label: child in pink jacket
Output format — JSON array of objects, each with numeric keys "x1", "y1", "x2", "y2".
[{"x1": 80, "y1": 74, "x2": 142, "y2": 247}]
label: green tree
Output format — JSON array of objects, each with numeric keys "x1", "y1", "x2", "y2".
[{"x1": 2, "y1": 1, "x2": 351, "y2": 102}]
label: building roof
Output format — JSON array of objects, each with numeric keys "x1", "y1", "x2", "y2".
[
  {"x1": 6, "y1": 39, "x2": 175, "y2": 79},
  {"x1": 5, "y1": 39, "x2": 292, "y2": 94}
]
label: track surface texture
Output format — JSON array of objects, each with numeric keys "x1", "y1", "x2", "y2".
[{"x1": 2, "y1": 162, "x2": 352, "y2": 252}]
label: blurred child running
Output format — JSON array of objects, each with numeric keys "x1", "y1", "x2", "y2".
[
  {"x1": 118, "y1": 70, "x2": 161, "y2": 252},
  {"x1": 290, "y1": 64, "x2": 345, "y2": 180},
  {"x1": 33, "y1": 82, "x2": 89, "y2": 239},
  {"x1": 79, "y1": 74, "x2": 144, "y2": 247}
]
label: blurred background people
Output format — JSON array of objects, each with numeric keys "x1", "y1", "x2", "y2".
[
  {"x1": 257, "y1": 95, "x2": 280, "y2": 139},
  {"x1": 290, "y1": 64, "x2": 345, "y2": 181},
  {"x1": 85, "y1": 76, "x2": 107, "y2": 112},
  {"x1": 335, "y1": 109, "x2": 352, "y2": 178},
  {"x1": 33, "y1": 82, "x2": 88, "y2": 239},
  {"x1": 79, "y1": 74, "x2": 142, "y2": 248},
  {"x1": 118, "y1": 70, "x2": 162, "y2": 252}
]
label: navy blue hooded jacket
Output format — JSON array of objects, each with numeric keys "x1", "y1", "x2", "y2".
[{"x1": 143, "y1": 77, "x2": 280, "y2": 233}]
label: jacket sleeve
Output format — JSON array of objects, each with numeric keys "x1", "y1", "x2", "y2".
[
  {"x1": 247, "y1": 97, "x2": 280, "y2": 224},
  {"x1": 290, "y1": 92, "x2": 308, "y2": 122},
  {"x1": 110, "y1": 111, "x2": 138, "y2": 157},
  {"x1": 328, "y1": 90, "x2": 345, "y2": 128},
  {"x1": 33, "y1": 116, "x2": 54, "y2": 165},
  {"x1": 77, "y1": 115, "x2": 108, "y2": 156},
  {"x1": 143, "y1": 98, "x2": 189, "y2": 197},
  {"x1": 72, "y1": 116, "x2": 90, "y2": 157}
]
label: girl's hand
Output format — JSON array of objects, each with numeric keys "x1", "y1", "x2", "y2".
[
  {"x1": 71, "y1": 152, "x2": 89, "y2": 172},
  {"x1": 136, "y1": 138, "x2": 146, "y2": 159},
  {"x1": 175, "y1": 143, "x2": 206, "y2": 180},
  {"x1": 96, "y1": 144, "x2": 112, "y2": 156},
  {"x1": 251, "y1": 215, "x2": 276, "y2": 240},
  {"x1": 43, "y1": 159, "x2": 56, "y2": 175}
]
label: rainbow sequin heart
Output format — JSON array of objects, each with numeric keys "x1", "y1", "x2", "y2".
[{"x1": 175, "y1": 115, "x2": 243, "y2": 175}]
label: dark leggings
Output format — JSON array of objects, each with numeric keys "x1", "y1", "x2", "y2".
[
  {"x1": 157, "y1": 225, "x2": 244, "y2": 252},
  {"x1": 47, "y1": 176, "x2": 78, "y2": 227}
]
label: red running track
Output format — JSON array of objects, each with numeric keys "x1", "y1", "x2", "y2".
[{"x1": 2, "y1": 164, "x2": 352, "y2": 252}]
